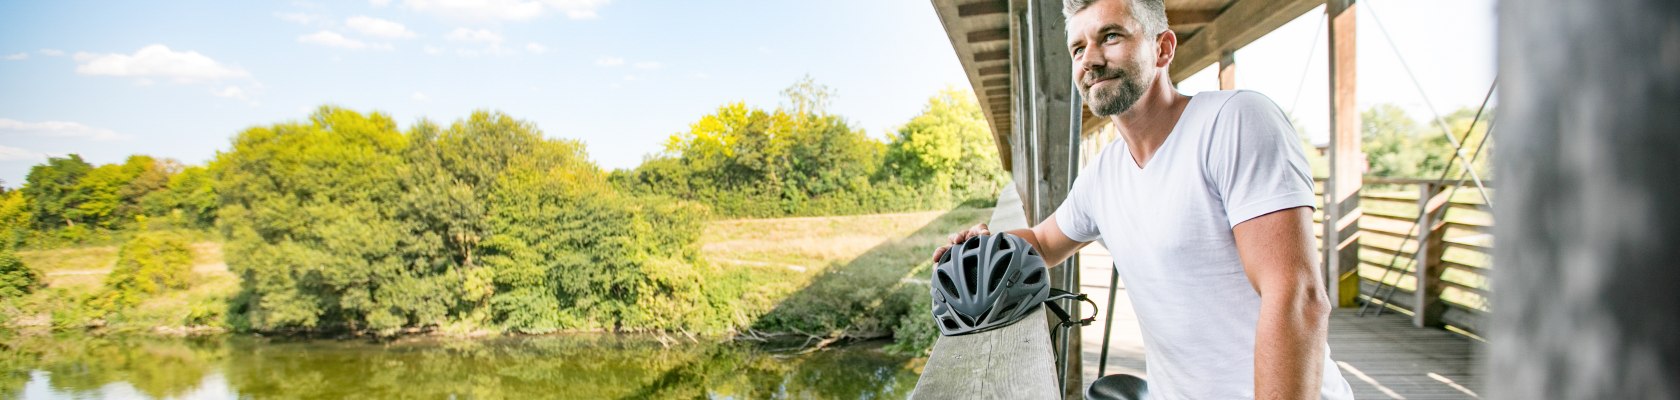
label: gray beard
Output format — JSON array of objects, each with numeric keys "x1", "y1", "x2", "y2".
[{"x1": 1084, "y1": 69, "x2": 1146, "y2": 117}]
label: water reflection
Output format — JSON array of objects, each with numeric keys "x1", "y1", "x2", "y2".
[{"x1": 2, "y1": 334, "x2": 920, "y2": 399}]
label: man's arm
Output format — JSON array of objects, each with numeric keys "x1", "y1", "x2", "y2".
[
  {"x1": 1233, "y1": 206, "x2": 1330, "y2": 400},
  {"x1": 930, "y1": 213, "x2": 1090, "y2": 267}
]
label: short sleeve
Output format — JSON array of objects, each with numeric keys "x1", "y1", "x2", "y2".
[
  {"x1": 1205, "y1": 91, "x2": 1318, "y2": 228},
  {"x1": 1054, "y1": 163, "x2": 1103, "y2": 242}
]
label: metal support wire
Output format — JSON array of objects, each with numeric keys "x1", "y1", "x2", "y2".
[
  {"x1": 1363, "y1": 0, "x2": 1495, "y2": 209},
  {"x1": 1098, "y1": 266, "x2": 1119, "y2": 376},
  {"x1": 1360, "y1": 80, "x2": 1497, "y2": 316}
]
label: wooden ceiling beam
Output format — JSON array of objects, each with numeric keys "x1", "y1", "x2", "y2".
[
  {"x1": 967, "y1": 28, "x2": 1011, "y2": 43},
  {"x1": 1170, "y1": 0, "x2": 1324, "y2": 83},
  {"x1": 957, "y1": 1, "x2": 1008, "y2": 17}
]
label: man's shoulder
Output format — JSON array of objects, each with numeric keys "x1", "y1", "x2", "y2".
[{"x1": 1189, "y1": 90, "x2": 1282, "y2": 117}]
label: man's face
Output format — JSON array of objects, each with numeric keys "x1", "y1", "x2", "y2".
[{"x1": 1067, "y1": 0, "x2": 1158, "y2": 117}]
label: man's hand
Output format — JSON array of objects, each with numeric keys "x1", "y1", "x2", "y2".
[
  {"x1": 930, "y1": 223, "x2": 991, "y2": 263},
  {"x1": 928, "y1": 215, "x2": 1090, "y2": 267}
]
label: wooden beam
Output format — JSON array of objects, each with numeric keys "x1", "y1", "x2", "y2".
[
  {"x1": 1217, "y1": 50, "x2": 1236, "y2": 90},
  {"x1": 974, "y1": 49, "x2": 1009, "y2": 62},
  {"x1": 1413, "y1": 183, "x2": 1449, "y2": 328},
  {"x1": 967, "y1": 27, "x2": 1010, "y2": 43},
  {"x1": 983, "y1": 77, "x2": 1009, "y2": 87},
  {"x1": 1170, "y1": 0, "x2": 1323, "y2": 83},
  {"x1": 957, "y1": 0, "x2": 1008, "y2": 16},
  {"x1": 979, "y1": 64, "x2": 1009, "y2": 76},
  {"x1": 1167, "y1": 8, "x2": 1223, "y2": 25},
  {"x1": 1324, "y1": 0, "x2": 1359, "y2": 307},
  {"x1": 911, "y1": 307, "x2": 1060, "y2": 399},
  {"x1": 1023, "y1": 0, "x2": 1081, "y2": 397}
]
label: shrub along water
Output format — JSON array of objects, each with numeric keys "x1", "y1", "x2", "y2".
[{"x1": 214, "y1": 107, "x2": 713, "y2": 336}]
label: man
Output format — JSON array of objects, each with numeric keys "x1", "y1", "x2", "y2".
[{"x1": 930, "y1": 0, "x2": 1355, "y2": 398}]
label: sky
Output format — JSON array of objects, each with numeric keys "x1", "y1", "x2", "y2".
[{"x1": 0, "y1": 0, "x2": 1495, "y2": 188}]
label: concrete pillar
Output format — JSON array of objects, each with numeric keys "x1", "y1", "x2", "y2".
[{"x1": 1490, "y1": 0, "x2": 1680, "y2": 398}]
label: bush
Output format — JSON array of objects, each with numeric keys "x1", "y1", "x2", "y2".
[
  {"x1": 99, "y1": 231, "x2": 194, "y2": 308},
  {"x1": 0, "y1": 249, "x2": 42, "y2": 298}
]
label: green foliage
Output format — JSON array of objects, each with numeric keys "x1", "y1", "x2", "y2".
[
  {"x1": 215, "y1": 106, "x2": 714, "y2": 335},
  {"x1": 1361, "y1": 104, "x2": 1493, "y2": 179},
  {"x1": 619, "y1": 83, "x2": 1005, "y2": 218},
  {"x1": 12, "y1": 154, "x2": 214, "y2": 247},
  {"x1": 881, "y1": 87, "x2": 1006, "y2": 199},
  {"x1": 0, "y1": 248, "x2": 42, "y2": 298},
  {"x1": 22, "y1": 154, "x2": 93, "y2": 229},
  {"x1": 96, "y1": 231, "x2": 194, "y2": 309},
  {"x1": 0, "y1": 190, "x2": 28, "y2": 248}
]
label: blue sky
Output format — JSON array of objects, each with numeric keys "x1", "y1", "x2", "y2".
[{"x1": 0, "y1": 0, "x2": 1495, "y2": 188}]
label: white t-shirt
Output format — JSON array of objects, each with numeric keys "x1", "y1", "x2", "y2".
[{"x1": 1056, "y1": 90, "x2": 1354, "y2": 399}]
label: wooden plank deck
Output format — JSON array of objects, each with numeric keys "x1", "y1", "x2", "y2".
[{"x1": 1079, "y1": 244, "x2": 1486, "y2": 399}]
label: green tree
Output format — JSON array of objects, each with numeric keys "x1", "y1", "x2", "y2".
[
  {"x1": 22, "y1": 154, "x2": 93, "y2": 229},
  {"x1": 881, "y1": 87, "x2": 1005, "y2": 199},
  {"x1": 0, "y1": 248, "x2": 42, "y2": 298},
  {"x1": 0, "y1": 190, "x2": 29, "y2": 248},
  {"x1": 215, "y1": 106, "x2": 412, "y2": 331}
]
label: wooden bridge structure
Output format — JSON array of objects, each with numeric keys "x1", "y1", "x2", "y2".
[{"x1": 911, "y1": 0, "x2": 1680, "y2": 399}]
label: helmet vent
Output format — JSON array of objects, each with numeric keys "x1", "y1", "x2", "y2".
[
  {"x1": 941, "y1": 317, "x2": 960, "y2": 331},
  {"x1": 973, "y1": 309, "x2": 992, "y2": 325},
  {"x1": 961, "y1": 255, "x2": 979, "y2": 294},
  {"x1": 963, "y1": 236, "x2": 982, "y2": 251},
  {"x1": 1024, "y1": 268, "x2": 1045, "y2": 285},
  {"x1": 937, "y1": 270, "x2": 960, "y2": 298},
  {"x1": 997, "y1": 237, "x2": 1012, "y2": 250},
  {"x1": 988, "y1": 253, "x2": 1013, "y2": 291}
]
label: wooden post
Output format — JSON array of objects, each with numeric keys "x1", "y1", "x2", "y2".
[
  {"x1": 1024, "y1": 0, "x2": 1080, "y2": 396},
  {"x1": 1322, "y1": 0, "x2": 1361, "y2": 307},
  {"x1": 1492, "y1": 0, "x2": 1680, "y2": 398},
  {"x1": 1413, "y1": 183, "x2": 1448, "y2": 328},
  {"x1": 1218, "y1": 50, "x2": 1237, "y2": 90}
]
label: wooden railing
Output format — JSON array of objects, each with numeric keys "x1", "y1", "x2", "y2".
[
  {"x1": 910, "y1": 307, "x2": 1062, "y2": 399},
  {"x1": 1314, "y1": 178, "x2": 1493, "y2": 333}
]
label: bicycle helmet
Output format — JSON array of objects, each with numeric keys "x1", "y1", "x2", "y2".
[{"x1": 930, "y1": 232, "x2": 1052, "y2": 336}]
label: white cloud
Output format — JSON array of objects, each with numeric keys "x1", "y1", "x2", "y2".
[
  {"x1": 38, "y1": 49, "x2": 64, "y2": 57},
  {"x1": 0, "y1": 119, "x2": 127, "y2": 141},
  {"x1": 212, "y1": 85, "x2": 248, "y2": 100},
  {"x1": 74, "y1": 45, "x2": 249, "y2": 82},
  {"x1": 3, "y1": 53, "x2": 26, "y2": 61},
  {"x1": 524, "y1": 42, "x2": 547, "y2": 54},
  {"x1": 622, "y1": 74, "x2": 637, "y2": 81},
  {"x1": 594, "y1": 56, "x2": 624, "y2": 67},
  {"x1": 423, "y1": 45, "x2": 444, "y2": 55},
  {"x1": 544, "y1": 0, "x2": 610, "y2": 19},
  {"x1": 692, "y1": 72, "x2": 711, "y2": 80},
  {"x1": 406, "y1": 0, "x2": 543, "y2": 21},
  {"x1": 446, "y1": 28, "x2": 503, "y2": 45},
  {"x1": 346, "y1": 16, "x2": 417, "y2": 39},
  {"x1": 298, "y1": 31, "x2": 382, "y2": 50},
  {"x1": 632, "y1": 61, "x2": 660, "y2": 70},
  {"x1": 402, "y1": 0, "x2": 609, "y2": 21},
  {"x1": 411, "y1": 91, "x2": 429, "y2": 101},
  {"x1": 370, "y1": 0, "x2": 392, "y2": 6},
  {"x1": 275, "y1": 12, "x2": 324, "y2": 25},
  {"x1": 0, "y1": 145, "x2": 42, "y2": 162}
]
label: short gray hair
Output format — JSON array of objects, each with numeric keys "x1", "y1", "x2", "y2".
[{"x1": 1063, "y1": 0, "x2": 1169, "y2": 35}]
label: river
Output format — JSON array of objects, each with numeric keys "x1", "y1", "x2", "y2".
[{"x1": 1, "y1": 333, "x2": 922, "y2": 399}]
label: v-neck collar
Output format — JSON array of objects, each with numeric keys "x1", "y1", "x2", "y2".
[{"x1": 1121, "y1": 94, "x2": 1201, "y2": 172}]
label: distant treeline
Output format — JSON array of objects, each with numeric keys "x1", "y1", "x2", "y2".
[
  {"x1": 0, "y1": 80, "x2": 1004, "y2": 339},
  {"x1": 614, "y1": 79, "x2": 1006, "y2": 217}
]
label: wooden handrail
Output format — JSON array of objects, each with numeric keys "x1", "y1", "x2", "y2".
[{"x1": 911, "y1": 307, "x2": 1061, "y2": 399}]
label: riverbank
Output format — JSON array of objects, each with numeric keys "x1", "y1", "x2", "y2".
[{"x1": 2, "y1": 208, "x2": 991, "y2": 353}]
